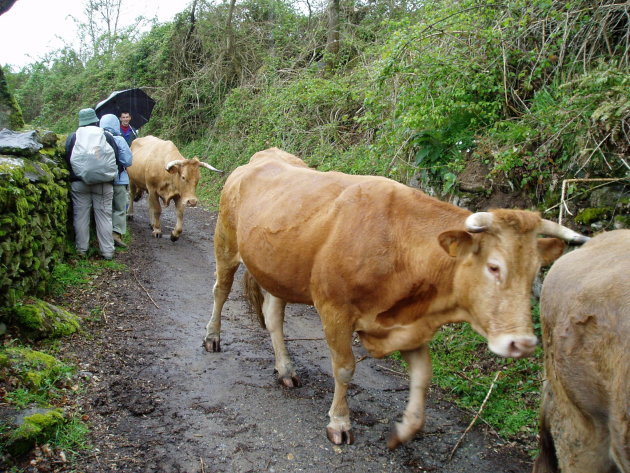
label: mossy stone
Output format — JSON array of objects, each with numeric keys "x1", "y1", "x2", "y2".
[
  {"x1": 0, "y1": 134, "x2": 68, "y2": 309},
  {"x1": 11, "y1": 299, "x2": 80, "y2": 338},
  {"x1": 5, "y1": 408, "x2": 65, "y2": 456},
  {"x1": 574, "y1": 207, "x2": 611, "y2": 225},
  {"x1": 1, "y1": 346, "x2": 70, "y2": 389}
]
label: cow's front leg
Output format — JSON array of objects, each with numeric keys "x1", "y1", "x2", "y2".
[
  {"x1": 321, "y1": 314, "x2": 355, "y2": 444},
  {"x1": 262, "y1": 293, "x2": 300, "y2": 387},
  {"x1": 387, "y1": 344, "x2": 432, "y2": 449},
  {"x1": 148, "y1": 191, "x2": 163, "y2": 238},
  {"x1": 171, "y1": 197, "x2": 184, "y2": 241}
]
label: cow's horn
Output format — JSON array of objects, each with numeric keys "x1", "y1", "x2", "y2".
[
  {"x1": 199, "y1": 161, "x2": 223, "y2": 173},
  {"x1": 165, "y1": 159, "x2": 187, "y2": 171},
  {"x1": 465, "y1": 212, "x2": 493, "y2": 233},
  {"x1": 538, "y1": 219, "x2": 590, "y2": 244}
]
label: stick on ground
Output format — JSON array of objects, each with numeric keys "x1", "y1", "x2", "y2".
[
  {"x1": 132, "y1": 269, "x2": 160, "y2": 309},
  {"x1": 448, "y1": 370, "x2": 501, "y2": 462}
]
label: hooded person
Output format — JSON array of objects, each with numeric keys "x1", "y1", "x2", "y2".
[
  {"x1": 99, "y1": 113, "x2": 133, "y2": 248},
  {"x1": 65, "y1": 108, "x2": 120, "y2": 260}
]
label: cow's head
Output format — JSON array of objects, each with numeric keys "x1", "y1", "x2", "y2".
[
  {"x1": 165, "y1": 157, "x2": 222, "y2": 207},
  {"x1": 438, "y1": 209, "x2": 587, "y2": 358}
]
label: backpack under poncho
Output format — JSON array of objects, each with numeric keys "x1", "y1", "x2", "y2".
[{"x1": 70, "y1": 127, "x2": 117, "y2": 184}]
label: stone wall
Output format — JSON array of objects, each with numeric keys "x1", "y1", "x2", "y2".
[{"x1": 0, "y1": 129, "x2": 69, "y2": 307}]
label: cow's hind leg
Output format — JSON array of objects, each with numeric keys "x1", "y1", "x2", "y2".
[
  {"x1": 127, "y1": 181, "x2": 136, "y2": 220},
  {"x1": 532, "y1": 382, "x2": 560, "y2": 473},
  {"x1": 262, "y1": 293, "x2": 300, "y2": 388},
  {"x1": 387, "y1": 344, "x2": 432, "y2": 449},
  {"x1": 320, "y1": 308, "x2": 356, "y2": 445},
  {"x1": 204, "y1": 217, "x2": 239, "y2": 352},
  {"x1": 204, "y1": 264, "x2": 238, "y2": 352},
  {"x1": 609, "y1": 385, "x2": 630, "y2": 473}
]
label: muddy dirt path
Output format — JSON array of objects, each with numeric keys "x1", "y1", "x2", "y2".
[{"x1": 69, "y1": 198, "x2": 534, "y2": 473}]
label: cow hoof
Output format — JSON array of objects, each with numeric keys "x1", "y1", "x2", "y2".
[
  {"x1": 203, "y1": 339, "x2": 221, "y2": 352},
  {"x1": 278, "y1": 375, "x2": 302, "y2": 388},
  {"x1": 387, "y1": 431, "x2": 403, "y2": 450},
  {"x1": 170, "y1": 234, "x2": 179, "y2": 242},
  {"x1": 326, "y1": 427, "x2": 354, "y2": 445},
  {"x1": 152, "y1": 232, "x2": 162, "y2": 238}
]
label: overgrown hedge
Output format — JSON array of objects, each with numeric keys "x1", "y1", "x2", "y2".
[{"x1": 0, "y1": 130, "x2": 69, "y2": 308}]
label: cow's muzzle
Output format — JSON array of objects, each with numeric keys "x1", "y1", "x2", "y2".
[{"x1": 488, "y1": 334, "x2": 537, "y2": 358}]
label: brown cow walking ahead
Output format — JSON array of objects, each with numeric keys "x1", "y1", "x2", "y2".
[
  {"x1": 533, "y1": 230, "x2": 630, "y2": 473},
  {"x1": 128, "y1": 136, "x2": 222, "y2": 241},
  {"x1": 203, "y1": 148, "x2": 588, "y2": 447}
]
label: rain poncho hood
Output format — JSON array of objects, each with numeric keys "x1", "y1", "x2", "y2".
[
  {"x1": 99, "y1": 114, "x2": 122, "y2": 135},
  {"x1": 99, "y1": 114, "x2": 132, "y2": 185}
]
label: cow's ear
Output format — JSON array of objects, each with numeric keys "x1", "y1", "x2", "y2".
[
  {"x1": 438, "y1": 231, "x2": 474, "y2": 258},
  {"x1": 166, "y1": 165, "x2": 179, "y2": 174},
  {"x1": 538, "y1": 238, "x2": 565, "y2": 266}
]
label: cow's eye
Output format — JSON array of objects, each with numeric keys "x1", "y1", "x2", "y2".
[{"x1": 487, "y1": 263, "x2": 501, "y2": 279}]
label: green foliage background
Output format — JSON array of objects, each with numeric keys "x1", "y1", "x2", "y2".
[{"x1": 2, "y1": 0, "x2": 629, "y2": 447}]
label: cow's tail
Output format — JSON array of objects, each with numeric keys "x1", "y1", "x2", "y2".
[
  {"x1": 532, "y1": 386, "x2": 559, "y2": 473},
  {"x1": 241, "y1": 269, "x2": 266, "y2": 329}
]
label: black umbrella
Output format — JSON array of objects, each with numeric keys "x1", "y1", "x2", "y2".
[{"x1": 95, "y1": 88, "x2": 156, "y2": 129}]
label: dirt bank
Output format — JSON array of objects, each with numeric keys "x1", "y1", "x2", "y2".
[{"x1": 58, "y1": 198, "x2": 533, "y2": 473}]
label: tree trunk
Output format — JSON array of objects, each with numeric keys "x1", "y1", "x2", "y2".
[
  {"x1": 226, "y1": 0, "x2": 237, "y2": 61},
  {"x1": 325, "y1": 0, "x2": 340, "y2": 71}
]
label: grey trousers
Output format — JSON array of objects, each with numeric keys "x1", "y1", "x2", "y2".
[
  {"x1": 112, "y1": 184, "x2": 128, "y2": 235},
  {"x1": 70, "y1": 181, "x2": 114, "y2": 258}
]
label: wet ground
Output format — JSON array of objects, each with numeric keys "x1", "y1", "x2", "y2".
[{"x1": 64, "y1": 198, "x2": 534, "y2": 473}]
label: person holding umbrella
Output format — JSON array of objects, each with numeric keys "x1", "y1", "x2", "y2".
[
  {"x1": 119, "y1": 111, "x2": 138, "y2": 146},
  {"x1": 95, "y1": 88, "x2": 156, "y2": 135},
  {"x1": 96, "y1": 89, "x2": 155, "y2": 247}
]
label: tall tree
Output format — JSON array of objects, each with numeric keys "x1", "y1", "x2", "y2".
[
  {"x1": 81, "y1": 0, "x2": 123, "y2": 57},
  {"x1": 325, "y1": 0, "x2": 340, "y2": 70},
  {"x1": 225, "y1": 0, "x2": 237, "y2": 61}
]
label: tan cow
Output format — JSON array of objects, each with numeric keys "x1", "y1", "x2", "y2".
[
  {"x1": 203, "y1": 148, "x2": 588, "y2": 447},
  {"x1": 533, "y1": 230, "x2": 630, "y2": 473},
  {"x1": 128, "y1": 136, "x2": 222, "y2": 241}
]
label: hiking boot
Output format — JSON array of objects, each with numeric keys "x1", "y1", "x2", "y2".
[{"x1": 113, "y1": 232, "x2": 127, "y2": 248}]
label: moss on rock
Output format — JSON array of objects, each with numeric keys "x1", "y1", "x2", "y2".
[
  {"x1": 0, "y1": 65, "x2": 24, "y2": 130},
  {"x1": 5, "y1": 408, "x2": 65, "y2": 456},
  {"x1": 0, "y1": 135, "x2": 69, "y2": 307},
  {"x1": 10, "y1": 299, "x2": 79, "y2": 338},
  {"x1": 575, "y1": 207, "x2": 612, "y2": 225},
  {"x1": 0, "y1": 346, "x2": 72, "y2": 390}
]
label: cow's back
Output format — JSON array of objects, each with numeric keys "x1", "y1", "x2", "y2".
[
  {"x1": 536, "y1": 229, "x2": 630, "y2": 473},
  {"x1": 219, "y1": 148, "x2": 466, "y2": 308}
]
